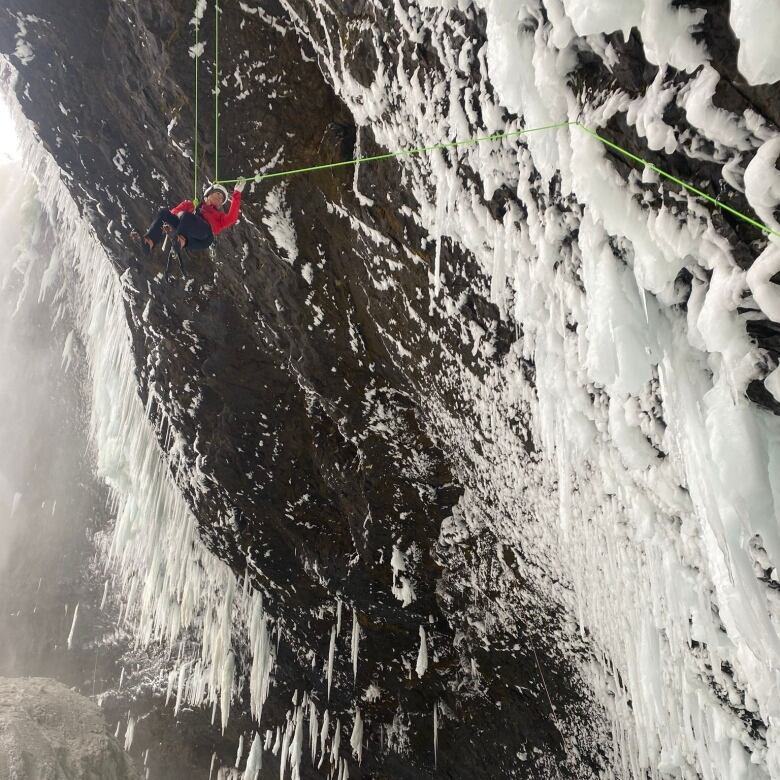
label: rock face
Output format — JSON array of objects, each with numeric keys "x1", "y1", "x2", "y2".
[
  {"x1": 0, "y1": 677, "x2": 139, "y2": 780},
  {"x1": 1, "y1": 1, "x2": 780, "y2": 778}
]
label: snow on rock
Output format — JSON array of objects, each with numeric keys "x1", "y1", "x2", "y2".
[
  {"x1": 390, "y1": 545, "x2": 416, "y2": 606},
  {"x1": 746, "y1": 242, "x2": 780, "y2": 322},
  {"x1": 13, "y1": 17, "x2": 34, "y2": 65},
  {"x1": 681, "y1": 65, "x2": 755, "y2": 152},
  {"x1": 731, "y1": 0, "x2": 780, "y2": 85},
  {"x1": 192, "y1": 0, "x2": 208, "y2": 23},
  {"x1": 559, "y1": 0, "x2": 707, "y2": 71},
  {"x1": 744, "y1": 136, "x2": 780, "y2": 235},
  {"x1": 559, "y1": 0, "x2": 642, "y2": 38},
  {"x1": 262, "y1": 183, "x2": 298, "y2": 264}
]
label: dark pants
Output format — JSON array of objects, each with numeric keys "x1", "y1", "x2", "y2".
[{"x1": 145, "y1": 209, "x2": 214, "y2": 251}]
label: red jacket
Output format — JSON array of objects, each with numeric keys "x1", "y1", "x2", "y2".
[{"x1": 171, "y1": 191, "x2": 242, "y2": 235}]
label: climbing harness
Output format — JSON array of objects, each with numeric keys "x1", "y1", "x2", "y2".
[{"x1": 190, "y1": 1, "x2": 780, "y2": 242}]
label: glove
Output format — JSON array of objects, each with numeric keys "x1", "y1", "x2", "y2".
[{"x1": 234, "y1": 177, "x2": 247, "y2": 194}]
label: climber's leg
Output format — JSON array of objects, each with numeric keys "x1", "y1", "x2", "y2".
[
  {"x1": 174, "y1": 212, "x2": 214, "y2": 250},
  {"x1": 146, "y1": 209, "x2": 180, "y2": 247}
]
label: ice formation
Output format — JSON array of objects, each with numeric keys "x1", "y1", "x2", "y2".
[
  {"x1": 244, "y1": 732, "x2": 262, "y2": 780},
  {"x1": 730, "y1": 0, "x2": 780, "y2": 86},
  {"x1": 1, "y1": 70, "x2": 278, "y2": 758},
  {"x1": 277, "y1": 1, "x2": 780, "y2": 776},
  {"x1": 350, "y1": 608, "x2": 359, "y2": 681},
  {"x1": 5, "y1": 0, "x2": 780, "y2": 775},
  {"x1": 66, "y1": 602, "x2": 79, "y2": 649},
  {"x1": 415, "y1": 626, "x2": 428, "y2": 678}
]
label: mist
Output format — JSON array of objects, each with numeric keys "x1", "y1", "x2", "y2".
[
  {"x1": 0, "y1": 127, "x2": 251, "y2": 778},
  {"x1": 0, "y1": 151, "x2": 111, "y2": 684}
]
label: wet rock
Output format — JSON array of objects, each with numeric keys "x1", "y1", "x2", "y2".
[{"x1": 0, "y1": 677, "x2": 140, "y2": 780}]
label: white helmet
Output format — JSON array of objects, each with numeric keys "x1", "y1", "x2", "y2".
[{"x1": 203, "y1": 183, "x2": 229, "y2": 207}]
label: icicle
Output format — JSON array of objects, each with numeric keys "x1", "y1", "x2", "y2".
[
  {"x1": 241, "y1": 567, "x2": 250, "y2": 603},
  {"x1": 67, "y1": 602, "x2": 79, "y2": 649},
  {"x1": 351, "y1": 609, "x2": 360, "y2": 682},
  {"x1": 416, "y1": 626, "x2": 428, "y2": 677},
  {"x1": 165, "y1": 669, "x2": 176, "y2": 706},
  {"x1": 434, "y1": 701, "x2": 438, "y2": 768},
  {"x1": 174, "y1": 662, "x2": 189, "y2": 717},
  {"x1": 220, "y1": 649, "x2": 235, "y2": 733},
  {"x1": 350, "y1": 709, "x2": 363, "y2": 764},
  {"x1": 272, "y1": 726, "x2": 281, "y2": 755},
  {"x1": 209, "y1": 752, "x2": 217, "y2": 780},
  {"x1": 327, "y1": 625, "x2": 336, "y2": 700},
  {"x1": 249, "y1": 592, "x2": 273, "y2": 723},
  {"x1": 244, "y1": 733, "x2": 262, "y2": 780},
  {"x1": 235, "y1": 734, "x2": 244, "y2": 767},
  {"x1": 0, "y1": 46, "x2": 365, "y2": 765},
  {"x1": 280, "y1": 718, "x2": 293, "y2": 780},
  {"x1": 0, "y1": 101, "x2": 283, "y2": 729},
  {"x1": 289, "y1": 706, "x2": 305, "y2": 780},
  {"x1": 124, "y1": 716, "x2": 136, "y2": 751},
  {"x1": 118, "y1": 667, "x2": 125, "y2": 692},
  {"x1": 319, "y1": 709, "x2": 330, "y2": 767},
  {"x1": 336, "y1": 598, "x2": 342, "y2": 636},
  {"x1": 391, "y1": 546, "x2": 406, "y2": 577},
  {"x1": 331, "y1": 719, "x2": 341, "y2": 766},
  {"x1": 309, "y1": 700, "x2": 319, "y2": 765}
]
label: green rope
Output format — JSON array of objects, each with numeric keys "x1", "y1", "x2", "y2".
[
  {"x1": 575, "y1": 124, "x2": 780, "y2": 238},
  {"x1": 215, "y1": 121, "x2": 576, "y2": 185},
  {"x1": 212, "y1": 116, "x2": 779, "y2": 240},
  {"x1": 214, "y1": 0, "x2": 220, "y2": 183},
  {"x1": 193, "y1": 6, "x2": 200, "y2": 201}
]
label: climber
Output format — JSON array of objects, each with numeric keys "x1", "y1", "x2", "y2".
[{"x1": 132, "y1": 178, "x2": 247, "y2": 276}]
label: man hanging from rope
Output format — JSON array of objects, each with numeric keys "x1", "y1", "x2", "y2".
[{"x1": 133, "y1": 177, "x2": 247, "y2": 280}]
